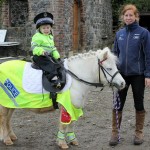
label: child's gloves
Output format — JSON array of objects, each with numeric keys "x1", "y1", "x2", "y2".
[{"x1": 42, "y1": 51, "x2": 49, "y2": 56}]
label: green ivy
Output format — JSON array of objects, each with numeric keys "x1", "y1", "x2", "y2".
[
  {"x1": 123, "y1": 0, "x2": 150, "y2": 11},
  {"x1": 112, "y1": 0, "x2": 150, "y2": 30},
  {"x1": 112, "y1": 0, "x2": 124, "y2": 30},
  {"x1": 0, "y1": 0, "x2": 5, "y2": 5}
]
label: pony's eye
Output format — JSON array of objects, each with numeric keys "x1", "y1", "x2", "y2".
[{"x1": 106, "y1": 68, "x2": 112, "y2": 71}]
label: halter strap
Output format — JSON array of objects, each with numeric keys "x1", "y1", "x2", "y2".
[
  {"x1": 98, "y1": 58, "x2": 119, "y2": 86},
  {"x1": 99, "y1": 58, "x2": 107, "y2": 64}
]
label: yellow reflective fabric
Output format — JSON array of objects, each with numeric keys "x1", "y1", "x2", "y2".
[{"x1": 0, "y1": 60, "x2": 83, "y2": 122}]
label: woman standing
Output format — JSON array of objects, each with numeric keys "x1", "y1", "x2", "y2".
[{"x1": 109, "y1": 4, "x2": 150, "y2": 146}]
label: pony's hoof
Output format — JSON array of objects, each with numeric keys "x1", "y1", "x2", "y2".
[
  {"x1": 58, "y1": 143, "x2": 69, "y2": 149},
  {"x1": 70, "y1": 140, "x2": 79, "y2": 146},
  {"x1": 4, "y1": 139, "x2": 14, "y2": 145},
  {"x1": 10, "y1": 135, "x2": 17, "y2": 141}
]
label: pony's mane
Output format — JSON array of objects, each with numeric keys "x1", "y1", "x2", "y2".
[
  {"x1": 68, "y1": 50, "x2": 98, "y2": 62},
  {"x1": 67, "y1": 47, "x2": 117, "y2": 63}
]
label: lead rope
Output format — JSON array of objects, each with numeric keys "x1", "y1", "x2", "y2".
[{"x1": 113, "y1": 89, "x2": 121, "y2": 143}]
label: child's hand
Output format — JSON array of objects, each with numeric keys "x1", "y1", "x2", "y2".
[{"x1": 42, "y1": 51, "x2": 49, "y2": 56}]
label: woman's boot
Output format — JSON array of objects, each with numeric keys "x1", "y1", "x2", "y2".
[
  {"x1": 109, "y1": 110, "x2": 122, "y2": 146},
  {"x1": 133, "y1": 110, "x2": 145, "y2": 145}
]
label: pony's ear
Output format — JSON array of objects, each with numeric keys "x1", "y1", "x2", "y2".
[{"x1": 103, "y1": 51, "x2": 108, "y2": 60}]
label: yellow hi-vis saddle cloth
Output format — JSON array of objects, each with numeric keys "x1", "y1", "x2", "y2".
[{"x1": 0, "y1": 60, "x2": 83, "y2": 122}]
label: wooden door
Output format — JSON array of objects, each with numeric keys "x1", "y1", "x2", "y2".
[{"x1": 73, "y1": 1, "x2": 80, "y2": 53}]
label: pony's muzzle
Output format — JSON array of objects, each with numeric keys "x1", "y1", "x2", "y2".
[{"x1": 112, "y1": 81, "x2": 125, "y2": 90}]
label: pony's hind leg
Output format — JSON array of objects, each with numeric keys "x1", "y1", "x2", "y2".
[
  {"x1": 8, "y1": 109, "x2": 17, "y2": 141},
  {"x1": 0, "y1": 107, "x2": 3, "y2": 141},
  {"x1": 0, "y1": 105, "x2": 15, "y2": 145}
]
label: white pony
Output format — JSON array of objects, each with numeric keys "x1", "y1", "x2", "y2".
[{"x1": 0, "y1": 47, "x2": 125, "y2": 149}]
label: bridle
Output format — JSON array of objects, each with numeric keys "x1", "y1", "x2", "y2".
[
  {"x1": 65, "y1": 57, "x2": 120, "y2": 88},
  {"x1": 98, "y1": 58, "x2": 120, "y2": 87}
]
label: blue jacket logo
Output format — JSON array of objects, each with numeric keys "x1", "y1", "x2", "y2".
[
  {"x1": 118, "y1": 36, "x2": 124, "y2": 41},
  {"x1": 4, "y1": 79, "x2": 20, "y2": 98},
  {"x1": 133, "y1": 35, "x2": 139, "y2": 39}
]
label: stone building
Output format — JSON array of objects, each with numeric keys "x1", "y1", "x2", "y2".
[{"x1": 0, "y1": 0, "x2": 112, "y2": 57}]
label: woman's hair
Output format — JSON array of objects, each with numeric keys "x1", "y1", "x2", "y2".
[{"x1": 120, "y1": 4, "x2": 140, "y2": 22}]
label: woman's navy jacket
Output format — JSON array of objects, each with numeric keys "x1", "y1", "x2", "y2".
[{"x1": 113, "y1": 22, "x2": 150, "y2": 78}]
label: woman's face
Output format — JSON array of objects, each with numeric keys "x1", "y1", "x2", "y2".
[
  {"x1": 123, "y1": 9, "x2": 136, "y2": 25},
  {"x1": 40, "y1": 25, "x2": 51, "y2": 35}
]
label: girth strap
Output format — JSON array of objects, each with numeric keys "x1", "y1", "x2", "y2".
[{"x1": 49, "y1": 92, "x2": 58, "y2": 109}]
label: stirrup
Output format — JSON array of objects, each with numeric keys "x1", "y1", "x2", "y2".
[{"x1": 51, "y1": 81, "x2": 61, "y2": 88}]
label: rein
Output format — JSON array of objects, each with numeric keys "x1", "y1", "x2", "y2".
[
  {"x1": 45, "y1": 55, "x2": 104, "y2": 87},
  {"x1": 65, "y1": 69, "x2": 104, "y2": 87},
  {"x1": 45, "y1": 55, "x2": 119, "y2": 88}
]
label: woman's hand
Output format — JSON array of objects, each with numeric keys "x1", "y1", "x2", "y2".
[{"x1": 145, "y1": 78, "x2": 150, "y2": 87}]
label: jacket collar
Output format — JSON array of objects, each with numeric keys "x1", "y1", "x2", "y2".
[{"x1": 125, "y1": 21, "x2": 139, "y2": 31}]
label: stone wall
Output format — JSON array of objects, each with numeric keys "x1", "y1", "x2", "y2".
[
  {"x1": 83, "y1": 0, "x2": 112, "y2": 50},
  {"x1": 0, "y1": 0, "x2": 113, "y2": 57}
]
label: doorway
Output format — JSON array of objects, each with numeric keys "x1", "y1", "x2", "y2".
[
  {"x1": 72, "y1": 0, "x2": 80, "y2": 53},
  {"x1": 139, "y1": 13, "x2": 150, "y2": 31}
]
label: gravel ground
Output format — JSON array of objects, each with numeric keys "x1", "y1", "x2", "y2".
[{"x1": 0, "y1": 86, "x2": 150, "y2": 150}]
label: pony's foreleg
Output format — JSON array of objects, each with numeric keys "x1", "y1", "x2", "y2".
[
  {"x1": 56, "y1": 106, "x2": 69, "y2": 149},
  {"x1": 0, "y1": 106, "x2": 15, "y2": 145},
  {"x1": 57, "y1": 123, "x2": 69, "y2": 149},
  {"x1": 66, "y1": 121, "x2": 78, "y2": 146}
]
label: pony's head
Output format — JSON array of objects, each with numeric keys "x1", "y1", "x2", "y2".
[{"x1": 96, "y1": 47, "x2": 125, "y2": 90}]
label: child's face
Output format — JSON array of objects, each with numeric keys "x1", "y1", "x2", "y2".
[{"x1": 39, "y1": 24, "x2": 52, "y2": 35}]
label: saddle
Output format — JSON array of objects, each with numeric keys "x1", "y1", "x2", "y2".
[
  {"x1": 31, "y1": 57, "x2": 66, "y2": 92},
  {"x1": 31, "y1": 57, "x2": 66, "y2": 109}
]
